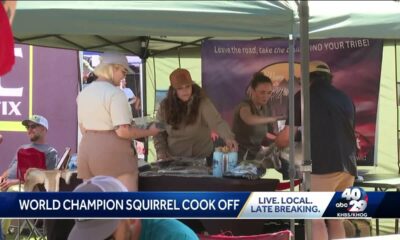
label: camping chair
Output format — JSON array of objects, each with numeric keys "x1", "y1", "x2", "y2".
[
  {"x1": 24, "y1": 169, "x2": 82, "y2": 240},
  {"x1": 56, "y1": 147, "x2": 71, "y2": 170},
  {"x1": 15, "y1": 147, "x2": 47, "y2": 240}
]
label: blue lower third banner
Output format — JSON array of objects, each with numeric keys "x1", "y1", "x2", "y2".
[{"x1": 0, "y1": 188, "x2": 399, "y2": 218}]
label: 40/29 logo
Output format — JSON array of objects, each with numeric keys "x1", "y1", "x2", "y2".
[{"x1": 336, "y1": 187, "x2": 368, "y2": 213}]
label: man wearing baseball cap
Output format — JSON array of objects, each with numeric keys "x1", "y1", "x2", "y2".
[
  {"x1": 0, "y1": 114, "x2": 58, "y2": 235},
  {"x1": 68, "y1": 176, "x2": 198, "y2": 240},
  {"x1": 275, "y1": 61, "x2": 357, "y2": 240}
]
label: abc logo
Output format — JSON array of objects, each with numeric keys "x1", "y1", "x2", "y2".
[
  {"x1": 339, "y1": 187, "x2": 368, "y2": 212},
  {"x1": 335, "y1": 202, "x2": 348, "y2": 208}
]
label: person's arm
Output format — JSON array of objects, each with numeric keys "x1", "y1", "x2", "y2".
[
  {"x1": 134, "y1": 98, "x2": 141, "y2": 111},
  {"x1": 0, "y1": 155, "x2": 18, "y2": 190},
  {"x1": 153, "y1": 107, "x2": 170, "y2": 160},
  {"x1": 0, "y1": 169, "x2": 8, "y2": 182},
  {"x1": 239, "y1": 105, "x2": 283, "y2": 125},
  {"x1": 201, "y1": 98, "x2": 238, "y2": 151},
  {"x1": 110, "y1": 91, "x2": 160, "y2": 139},
  {"x1": 153, "y1": 131, "x2": 170, "y2": 160},
  {"x1": 0, "y1": 177, "x2": 19, "y2": 191},
  {"x1": 115, "y1": 124, "x2": 159, "y2": 140},
  {"x1": 5, "y1": 154, "x2": 17, "y2": 178}
]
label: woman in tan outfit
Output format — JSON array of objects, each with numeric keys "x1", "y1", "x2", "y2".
[
  {"x1": 77, "y1": 52, "x2": 160, "y2": 191},
  {"x1": 154, "y1": 68, "x2": 238, "y2": 162}
]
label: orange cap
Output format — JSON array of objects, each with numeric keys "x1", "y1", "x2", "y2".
[{"x1": 169, "y1": 68, "x2": 193, "y2": 88}]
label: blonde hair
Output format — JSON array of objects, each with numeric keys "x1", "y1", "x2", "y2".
[{"x1": 93, "y1": 63, "x2": 115, "y2": 81}]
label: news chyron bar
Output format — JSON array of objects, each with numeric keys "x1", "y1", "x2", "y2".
[{"x1": 0, "y1": 187, "x2": 398, "y2": 218}]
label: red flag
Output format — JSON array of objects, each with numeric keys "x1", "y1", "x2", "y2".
[{"x1": 0, "y1": 3, "x2": 15, "y2": 76}]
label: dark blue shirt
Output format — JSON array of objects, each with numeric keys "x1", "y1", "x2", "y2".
[{"x1": 290, "y1": 82, "x2": 357, "y2": 176}]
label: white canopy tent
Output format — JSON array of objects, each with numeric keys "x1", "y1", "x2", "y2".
[
  {"x1": 12, "y1": 1, "x2": 400, "y2": 55},
  {"x1": 305, "y1": 1, "x2": 400, "y2": 39},
  {"x1": 11, "y1": 1, "x2": 400, "y2": 238},
  {"x1": 13, "y1": 1, "x2": 293, "y2": 56}
]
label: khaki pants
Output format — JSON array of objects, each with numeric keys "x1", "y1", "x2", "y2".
[
  {"x1": 311, "y1": 171, "x2": 355, "y2": 191},
  {"x1": 77, "y1": 131, "x2": 137, "y2": 179}
]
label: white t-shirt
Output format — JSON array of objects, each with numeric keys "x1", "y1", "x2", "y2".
[
  {"x1": 77, "y1": 81, "x2": 132, "y2": 130},
  {"x1": 123, "y1": 87, "x2": 136, "y2": 104}
]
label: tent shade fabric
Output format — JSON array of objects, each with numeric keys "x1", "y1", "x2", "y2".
[
  {"x1": 13, "y1": 1, "x2": 293, "y2": 56},
  {"x1": 303, "y1": 1, "x2": 400, "y2": 39},
  {"x1": 14, "y1": 1, "x2": 293, "y2": 36},
  {"x1": 13, "y1": 1, "x2": 400, "y2": 56}
]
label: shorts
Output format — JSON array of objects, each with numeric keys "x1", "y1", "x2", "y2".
[
  {"x1": 311, "y1": 171, "x2": 355, "y2": 192},
  {"x1": 77, "y1": 130, "x2": 137, "y2": 180}
]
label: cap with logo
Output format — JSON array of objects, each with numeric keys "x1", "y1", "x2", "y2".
[
  {"x1": 67, "y1": 176, "x2": 128, "y2": 240},
  {"x1": 22, "y1": 115, "x2": 49, "y2": 130},
  {"x1": 97, "y1": 52, "x2": 133, "y2": 74}
]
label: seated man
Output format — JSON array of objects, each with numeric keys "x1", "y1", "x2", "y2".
[
  {"x1": 0, "y1": 115, "x2": 58, "y2": 234},
  {"x1": 68, "y1": 176, "x2": 199, "y2": 240}
]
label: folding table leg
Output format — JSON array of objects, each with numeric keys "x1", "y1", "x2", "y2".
[{"x1": 375, "y1": 187, "x2": 379, "y2": 235}]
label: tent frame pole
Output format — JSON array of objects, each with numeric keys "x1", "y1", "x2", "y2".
[
  {"x1": 298, "y1": 1, "x2": 312, "y2": 240},
  {"x1": 288, "y1": 32, "x2": 296, "y2": 240},
  {"x1": 140, "y1": 37, "x2": 149, "y2": 161}
]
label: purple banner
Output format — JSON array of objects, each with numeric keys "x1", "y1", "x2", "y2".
[
  {"x1": 202, "y1": 38, "x2": 383, "y2": 166},
  {"x1": 0, "y1": 44, "x2": 79, "y2": 171}
]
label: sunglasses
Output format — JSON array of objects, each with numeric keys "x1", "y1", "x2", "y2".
[{"x1": 25, "y1": 124, "x2": 39, "y2": 130}]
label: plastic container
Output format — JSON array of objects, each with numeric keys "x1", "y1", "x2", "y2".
[
  {"x1": 226, "y1": 151, "x2": 238, "y2": 172},
  {"x1": 212, "y1": 150, "x2": 223, "y2": 177},
  {"x1": 213, "y1": 149, "x2": 238, "y2": 177}
]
